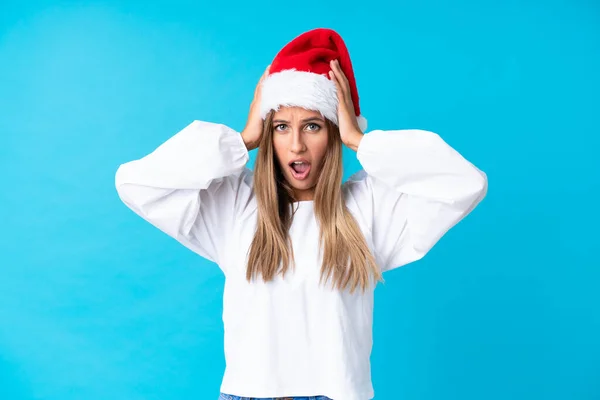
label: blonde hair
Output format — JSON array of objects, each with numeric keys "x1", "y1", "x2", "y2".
[{"x1": 245, "y1": 111, "x2": 382, "y2": 293}]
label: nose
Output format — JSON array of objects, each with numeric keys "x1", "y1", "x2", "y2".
[{"x1": 290, "y1": 129, "x2": 306, "y2": 153}]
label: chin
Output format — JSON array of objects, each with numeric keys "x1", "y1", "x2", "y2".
[
  {"x1": 286, "y1": 176, "x2": 316, "y2": 192},
  {"x1": 288, "y1": 180, "x2": 313, "y2": 190}
]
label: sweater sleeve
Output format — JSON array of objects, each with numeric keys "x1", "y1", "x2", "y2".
[
  {"x1": 114, "y1": 120, "x2": 251, "y2": 269},
  {"x1": 345, "y1": 129, "x2": 488, "y2": 272}
]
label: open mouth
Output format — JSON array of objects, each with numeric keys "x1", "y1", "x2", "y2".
[{"x1": 288, "y1": 160, "x2": 311, "y2": 181}]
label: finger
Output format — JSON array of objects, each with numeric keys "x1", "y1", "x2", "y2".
[
  {"x1": 255, "y1": 65, "x2": 271, "y2": 97},
  {"x1": 336, "y1": 64, "x2": 353, "y2": 107},
  {"x1": 330, "y1": 60, "x2": 351, "y2": 102},
  {"x1": 329, "y1": 61, "x2": 348, "y2": 100},
  {"x1": 261, "y1": 64, "x2": 271, "y2": 81},
  {"x1": 330, "y1": 70, "x2": 355, "y2": 117},
  {"x1": 332, "y1": 59, "x2": 350, "y2": 92},
  {"x1": 330, "y1": 71, "x2": 352, "y2": 113},
  {"x1": 329, "y1": 70, "x2": 344, "y2": 103},
  {"x1": 334, "y1": 59, "x2": 350, "y2": 87}
]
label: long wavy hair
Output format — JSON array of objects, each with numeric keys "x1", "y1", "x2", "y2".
[{"x1": 245, "y1": 110, "x2": 382, "y2": 293}]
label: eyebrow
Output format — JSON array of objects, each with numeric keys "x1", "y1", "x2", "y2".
[{"x1": 272, "y1": 117, "x2": 324, "y2": 124}]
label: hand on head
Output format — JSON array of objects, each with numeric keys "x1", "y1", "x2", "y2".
[
  {"x1": 241, "y1": 65, "x2": 270, "y2": 151},
  {"x1": 329, "y1": 59, "x2": 364, "y2": 151}
]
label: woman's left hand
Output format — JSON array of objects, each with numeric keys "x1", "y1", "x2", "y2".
[{"x1": 329, "y1": 59, "x2": 364, "y2": 151}]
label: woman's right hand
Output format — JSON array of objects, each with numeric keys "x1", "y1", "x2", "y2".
[{"x1": 241, "y1": 65, "x2": 270, "y2": 151}]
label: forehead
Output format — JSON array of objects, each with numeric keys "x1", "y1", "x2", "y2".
[{"x1": 273, "y1": 106, "x2": 323, "y2": 121}]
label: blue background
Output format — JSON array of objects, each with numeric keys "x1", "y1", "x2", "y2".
[{"x1": 1, "y1": 1, "x2": 598, "y2": 399}]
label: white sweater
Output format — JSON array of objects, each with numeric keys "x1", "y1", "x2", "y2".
[{"x1": 115, "y1": 120, "x2": 487, "y2": 400}]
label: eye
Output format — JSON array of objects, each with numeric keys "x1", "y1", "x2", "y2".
[
  {"x1": 274, "y1": 124, "x2": 288, "y2": 132},
  {"x1": 306, "y1": 123, "x2": 321, "y2": 131}
]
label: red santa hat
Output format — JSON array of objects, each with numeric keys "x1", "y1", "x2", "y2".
[{"x1": 259, "y1": 28, "x2": 367, "y2": 132}]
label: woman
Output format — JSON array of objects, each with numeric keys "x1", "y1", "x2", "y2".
[{"x1": 115, "y1": 28, "x2": 487, "y2": 400}]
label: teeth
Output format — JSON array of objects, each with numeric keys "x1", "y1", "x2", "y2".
[{"x1": 293, "y1": 161, "x2": 304, "y2": 165}]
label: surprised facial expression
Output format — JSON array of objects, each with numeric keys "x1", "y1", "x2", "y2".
[{"x1": 271, "y1": 107, "x2": 329, "y2": 201}]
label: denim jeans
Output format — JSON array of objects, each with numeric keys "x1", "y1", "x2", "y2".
[{"x1": 219, "y1": 394, "x2": 332, "y2": 400}]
